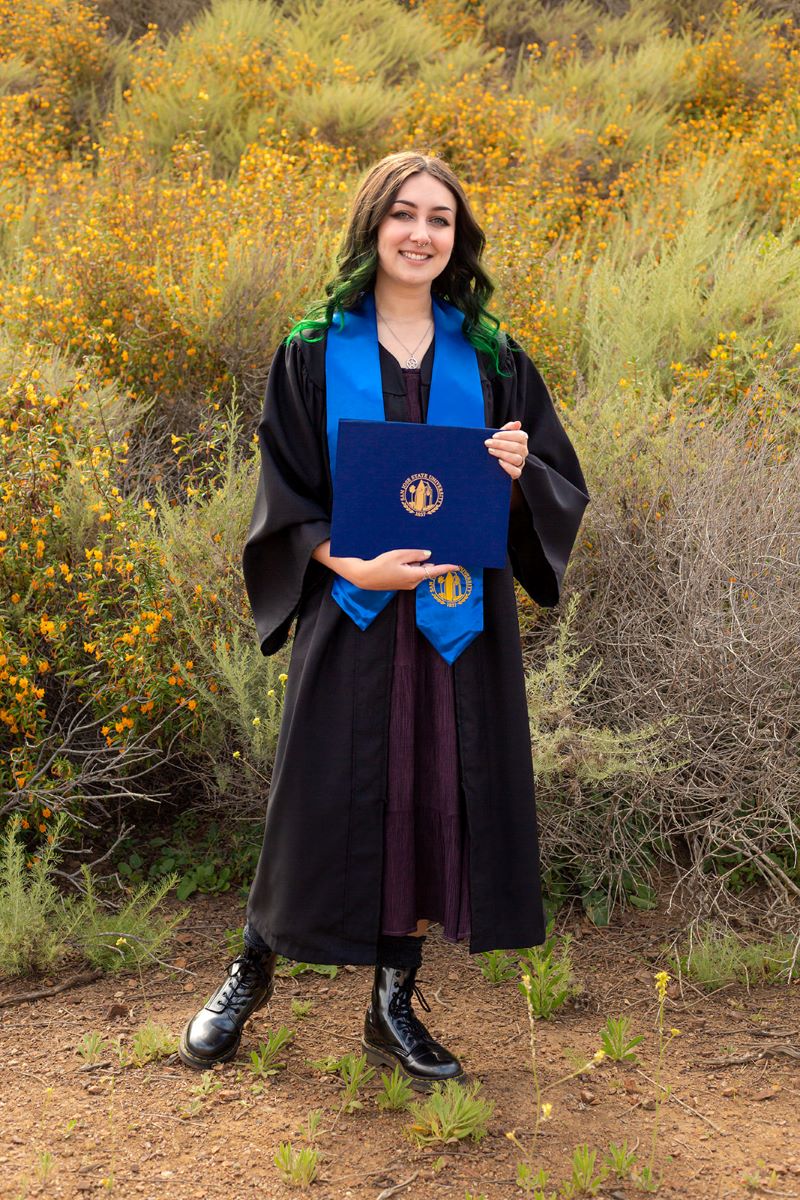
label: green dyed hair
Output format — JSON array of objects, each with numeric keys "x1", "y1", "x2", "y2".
[{"x1": 285, "y1": 150, "x2": 512, "y2": 376}]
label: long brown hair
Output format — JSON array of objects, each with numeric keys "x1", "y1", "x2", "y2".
[{"x1": 287, "y1": 150, "x2": 509, "y2": 373}]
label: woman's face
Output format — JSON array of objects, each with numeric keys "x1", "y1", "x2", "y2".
[{"x1": 374, "y1": 171, "x2": 457, "y2": 291}]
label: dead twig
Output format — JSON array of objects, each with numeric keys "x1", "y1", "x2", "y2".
[
  {"x1": 0, "y1": 968, "x2": 103, "y2": 1008},
  {"x1": 376, "y1": 1173, "x2": 420, "y2": 1199},
  {"x1": 701, "y1": 1043, "x2": 800, "y2": 1067}
]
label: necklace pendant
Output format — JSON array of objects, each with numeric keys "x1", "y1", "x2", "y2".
[{"x1": 405, "y1": 355, "x2": 418, "y2": 369}]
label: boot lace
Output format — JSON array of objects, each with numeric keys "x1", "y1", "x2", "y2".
[
  {"x1": 212, "y1": 953, "x2": 271, "y2": 1014},
  {"x1": 388, "y1": 977, "x2": 433, "y2": 1041}
]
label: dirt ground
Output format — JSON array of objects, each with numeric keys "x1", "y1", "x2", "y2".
[{"x1": 2, "y1": 889, "x2": 799, "y2": 1200}]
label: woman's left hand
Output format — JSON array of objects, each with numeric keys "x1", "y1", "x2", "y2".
[{"x1": 485, "y1": 420, "x2": 529, "y2": 479}]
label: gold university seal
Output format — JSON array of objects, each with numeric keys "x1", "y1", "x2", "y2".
[
  {"x1": 400, "y1": 472, "x2": 443, "y2": 517},
  {"x1": 429, "y1": 567, "x2": 472, "y2": 607}
]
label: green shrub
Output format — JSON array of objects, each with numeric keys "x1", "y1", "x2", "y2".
[
  {"x1": 376, "y1": 1065, "x2": 414, "y2": 1112},
  {"x1": 247, "y1": 1026, "x2": 295, "y2": 1081},
  {"x1": 0, "y1": 813, "x2": 187, "y2": 979},
  {"x1": 517, "y1": 924, "x2": 582, "y2": 1019},
  {"x1": 405, "y1": 1079, "x2": 494, "y2": 1147},
  {"x1": 478, "y1": 949, "x2": 519, "y2": 985},
  {"x1": 0, "y1": 814, "x2": 71, "y2": 976},
  {"x1": 598, "y1": 1016, "x2": 644, "y2": 1063},
  {"x1": 118, "y1": 1020, "x2": 179, "y2": 1067},
  {"x1": 336, "y1": 1052, "x2": 375, "y2": 1114},
  {"x1": 67, "y1": 867, "x2": 188, "y2": 972},
  {"x1": 525, "y1": 591, "x2": 676, "y2": 924}
]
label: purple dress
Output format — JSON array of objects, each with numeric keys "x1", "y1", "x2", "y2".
[{"x1": 378, "y1": 366, "x2": 472, "y2": 943}]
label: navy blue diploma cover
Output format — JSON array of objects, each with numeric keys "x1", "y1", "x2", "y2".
[{"x1": 329, "y1": 418, "x2": 512, "y2": 568}]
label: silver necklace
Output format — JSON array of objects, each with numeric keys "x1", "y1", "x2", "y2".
[{"x1": 376, "y1": 309, "x2": 432, "y2": 369}]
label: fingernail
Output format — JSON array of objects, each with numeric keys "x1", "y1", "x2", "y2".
[{"x1": 423, "y1": 550, "x2": 431, "y2": 556}]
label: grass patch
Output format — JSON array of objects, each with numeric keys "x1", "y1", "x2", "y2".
[
  {"x1": 671, "y1": 924, "x2": 799, "y2": 990},
  {"x1": 273, "y1": 1141, "x2": 318, "y2": 1189}
]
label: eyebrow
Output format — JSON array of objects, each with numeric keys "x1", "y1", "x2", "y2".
[{"x1": 392, "y1": 198, "x2": 454, "y2": 213}]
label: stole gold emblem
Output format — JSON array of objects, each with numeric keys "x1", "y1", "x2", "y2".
[
  {"x1": 399, "y1": 472, "x2": 470, "y2": 606},
  {"x1": 428, "y1": 566, "x2": 472, "y2": 607}
]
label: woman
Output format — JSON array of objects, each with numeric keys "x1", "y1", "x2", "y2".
[{"x1": 179, "y1": 151, "x2": 590, "y2": 1088}]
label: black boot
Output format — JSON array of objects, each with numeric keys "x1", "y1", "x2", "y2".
[
  {"x1": 362, "y1": 964, "x2": 465, "y2": 1092},
  {"x1": 178, "y1": 944, "x2": 277, "y2": 1069}
]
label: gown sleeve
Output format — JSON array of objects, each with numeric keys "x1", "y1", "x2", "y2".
[
  {"x1": 494, "y1": 335, "x2": 590, "y2": 606},
  {"x1": 242, "y1": 334, "x2": 332, "y2": 656}
]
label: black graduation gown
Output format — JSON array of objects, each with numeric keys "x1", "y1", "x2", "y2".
[{"x1": 242, "y1": 321, "x2": 590, "y2": 965}]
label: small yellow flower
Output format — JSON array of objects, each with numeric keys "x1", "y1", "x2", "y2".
[
  {"x1": 540, "y1": 1102, "x2": 553, "y2": 1121},
  {"x1": 252, "y1": 716, "x2": 261, "y2": 726},
  {"x1": 655, "y1": 970, "x2": 670, "y2": 999},
  {"x1": 592, "y1": 1049, "x2": 606, "y2": 1064},
  {"x1": 115, "y1": 937, "x2": 128, "y2": 947},
  {"x1": 278, "y1": 673, "x2": 288, "y2": 683},
  {"x1": 232, "y1": 750, "x2": 241, "y2": 759},
  {"x1": 670, "y1": 1027, "x2": 681, "y2": 1037}
]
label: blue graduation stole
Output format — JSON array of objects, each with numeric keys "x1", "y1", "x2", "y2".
[{"x1": 325, "y1": 288, "x2": 485, "y2": 665}]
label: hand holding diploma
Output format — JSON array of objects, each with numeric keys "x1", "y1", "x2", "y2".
[
  {"x1": 485, "y1": 420, "x2": 529, "y2": 478},
  {"x1": 312, "y1": 542, "x2": 461, "y2": 591}
]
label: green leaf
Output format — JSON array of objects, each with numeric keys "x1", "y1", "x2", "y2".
[
  {"x1": 176, "y1": 877, "x2": 198, "y2": 900},
  {"x1": 278, "y1": 959, "x2": 338, "y2": 978},
  {"x1": 582, "y1": 890, "x2": 610, "y2": 927}
]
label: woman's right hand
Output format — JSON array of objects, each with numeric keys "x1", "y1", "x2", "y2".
[{"x1": 312, "y1": 541, "x2": 460, "y2": 591}]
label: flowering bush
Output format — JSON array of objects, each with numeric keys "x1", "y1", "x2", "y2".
[{"x1": 1, "y1": 0, "x2": 798, "y2": 917}]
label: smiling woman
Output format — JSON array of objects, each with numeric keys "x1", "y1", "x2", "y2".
[
  {"x1": 375, "y1": 174, "x2": 456, "y2": 367},
  {"x1": 179, "y1": 151, "x2": 590, "y2": 1090}
]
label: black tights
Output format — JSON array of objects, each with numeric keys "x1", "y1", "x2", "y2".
[{"x1": 242, "y1": 922, "x2": 425, "y2": 970}]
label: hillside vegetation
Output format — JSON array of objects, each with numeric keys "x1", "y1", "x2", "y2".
[{"x1": 1, "y1": 0, "x2": 798, "y2": 928}]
